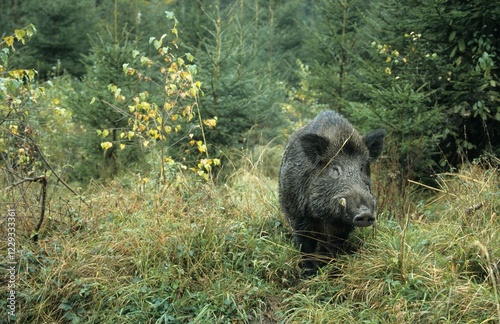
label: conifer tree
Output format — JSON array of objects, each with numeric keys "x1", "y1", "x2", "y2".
[
  {"x1": 6, "y1": 0, "x2": 97, "y2": 78},
  {"x1": 67, "y1": 33, "x2": 141, "y2": 180},
  {"x1": 174, "y1": 0, "x2": 291, "y2": 148},
  {"x1": 365, "y1": 0, "x2": 500, "y2": 167},
  {"x1": 302, "y1": 0, "x2": 373, "y2": 111}
]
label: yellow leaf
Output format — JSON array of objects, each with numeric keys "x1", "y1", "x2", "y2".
[
  {"x1": 102, "y1": 129, "x2": 110, "y2": 137},
  {"x1": 113, "y1": 88, "x2": 122, "y2": 98},
  {"x1": 4, "y1": 35, "x2": 14, "y2": 47},
  {"x1": 385, "y1": 67, "x2": 392, "y2": 75},
  {"x1": 9, "y1": 125, "x2": 18, "y2": 135},
  {"x1": 14, "y1": 29, "x2": 26, "y2": 43},
  {"x1": 25, "y1": 69, "x2": 35, "y2": 81},
  {"x1": 101, "y1": 142, "x2": 113, "y2": 150},
  {"x1": 9, "y1": 70, "x2": 24, "y2": 79},
  {"x1": 164, "y1": 102, "x2": 174, "y2": 110},
  {"x1": 143, "y1": 140, "x2": 150, "y2": 147},
  {"x1": 183, "y1": 105, "x2": 192, "y2": 116},
  {"x1": 149, "y1": 129, "x2": 158, "y2": 138},
  {"x1": 119, "y1": 144, "x2": 126, "y2": 150},
  {"x1": 197, "y1": 143, "x2": 207, "y2": 153},
  {"x1": 213, "y1": 158, "x2": 221, "y2": 166},
  {"x1": 140, "y1": 56, "x2": 150, "y2": 66},
  {"x1": 197, "y1": 170, "x2": 209, "y2": 181},
  {"x1": 203, "y1": 118, "x2": 217, "y2": 128}
]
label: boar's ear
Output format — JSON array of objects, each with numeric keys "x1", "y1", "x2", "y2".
[
  {"x1": 300, "y1": 133, "x2": 330, "y2": 163},
  {"x1": 364, "y1": 129, "x2": 386, "y2": 161}
]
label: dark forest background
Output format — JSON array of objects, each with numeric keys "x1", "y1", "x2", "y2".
[{"x1": 1, "y1": 0, "x2": 499, "y2": 184}]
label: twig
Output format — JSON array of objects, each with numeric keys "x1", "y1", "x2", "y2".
[
  {"x1": 465, "y1": 203, "x2": 483, "y2": 215},
  {"x1": 5, "y1": 176, "x2": 47, "y2": 242},
  {"x1": 24, "y1": 131, "x2": 88, "y2": 206},
  {"x1": 33, "y1": 177, "x2": 47, "y2": 242}
]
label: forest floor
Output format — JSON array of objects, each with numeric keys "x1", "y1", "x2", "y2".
[{"x1": 2, "y1": 157, "x2": 499, "y2": 323}]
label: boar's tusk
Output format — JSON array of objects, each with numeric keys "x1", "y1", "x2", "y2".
[{"x1": 339, "y1": 197, "x2": 347, "y2": 208}]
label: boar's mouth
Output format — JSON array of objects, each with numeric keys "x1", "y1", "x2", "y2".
[{"x1": 337, "y1": 197, "x2": 376, "y2": 227}]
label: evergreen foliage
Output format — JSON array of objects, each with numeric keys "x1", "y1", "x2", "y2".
[
  {"x1": 373, "y1": 0, "x2": 500, "y2": 165},
  {"x1": 299, "y1": 0, "x2": 500, "y2": 183},
  {"x1": 2, "y1": 0, "x2": 498, "y2": 181},
  {"x1": 67, "y1": 33, "x2": 142, "y2": 180},
  {"x1": 173, "y1": 1, "x2": 292, "y2": 148},
  {"x1": 303, "y1": 0, "x2": 372, "y2": 109},
  {"x1": 2, "y1": 0, "x2": 97, "y2": 78}
]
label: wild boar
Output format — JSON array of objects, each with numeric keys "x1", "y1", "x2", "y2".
[{"x1": 279, "y1": 110, "x2": 385, "y2": 274}]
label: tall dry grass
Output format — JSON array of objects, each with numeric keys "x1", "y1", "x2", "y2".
[{"x1": 1, "y1": 150, "x2": 498, "y2": 323}]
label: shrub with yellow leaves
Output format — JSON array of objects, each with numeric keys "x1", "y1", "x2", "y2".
[{"x1": 96, "y1": 11, "x2": 219, "y2": 184}]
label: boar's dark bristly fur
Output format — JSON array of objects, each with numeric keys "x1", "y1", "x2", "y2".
[{"x1": 279, "y1": 111, "x2": 385, "y2": 275}]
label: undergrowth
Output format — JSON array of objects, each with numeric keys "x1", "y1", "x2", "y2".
[{"x1": 1, "y1": 156, "x2": 499, "y2": 323}]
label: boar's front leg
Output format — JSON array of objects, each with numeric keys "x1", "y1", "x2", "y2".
[{"x1": 295, "y1": 217, "x2": 319, "y2": 276}]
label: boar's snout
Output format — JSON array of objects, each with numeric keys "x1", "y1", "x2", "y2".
[{"x1": 352, "y1": 206, "x2": 376, "y2": 227}]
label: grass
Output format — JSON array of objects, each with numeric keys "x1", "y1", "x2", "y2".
[{"x1": 1, "y1": 156, "x2": 499, "y2": 323}]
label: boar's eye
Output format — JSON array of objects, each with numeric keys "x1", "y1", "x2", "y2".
[{"x1": 329, "y1": 166, "x2": 341, "y2": 178}]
